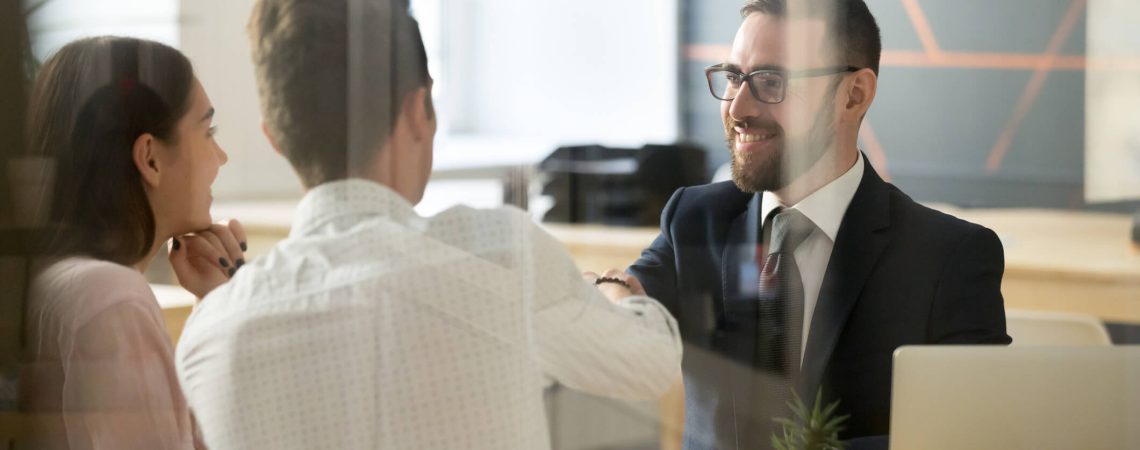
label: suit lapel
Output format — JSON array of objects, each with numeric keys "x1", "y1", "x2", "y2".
[
  {"x1": 719, "y1": 194, "x2": 763, "y2": 416},
  {"x1": 800, "y1": 158, "x2": 892, "y2": 398},
  {"x1": 721, "y1": 194, "x2": 762, "y2": 309}
]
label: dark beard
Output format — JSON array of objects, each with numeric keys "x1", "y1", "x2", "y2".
[{"x1": 728, "y1": 91, "x2": 838, "y2": 193}]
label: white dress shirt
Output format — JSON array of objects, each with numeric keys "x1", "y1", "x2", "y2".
[
  {"x1": 175, "y1": 179, "x2": 681, "y2": 450},
  {"x1": 760, "y1": 153, "x2": 864, "y2": 357}
]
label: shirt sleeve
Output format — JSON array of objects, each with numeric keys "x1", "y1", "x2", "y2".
[
  {"x1": 61, "y1": 298, "x2": 194, "y2": 449},
  {"x1": 526, "y1": 218, "x2": 682, "y2": 401}
]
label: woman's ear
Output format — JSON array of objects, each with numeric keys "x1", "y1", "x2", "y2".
[{"x1": 132, "y1": 133, "x2": 162, "y2": 188}]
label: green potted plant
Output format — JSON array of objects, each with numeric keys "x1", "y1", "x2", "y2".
[{"x1": 771, "y1": 388, "x2": 850, "y2": 450}]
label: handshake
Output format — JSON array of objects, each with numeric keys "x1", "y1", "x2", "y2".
[{"x1": 583, "y1": 269, "x2": 647, "y2": 304}]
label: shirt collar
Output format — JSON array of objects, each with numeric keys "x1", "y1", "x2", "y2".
[
  {"x1": 760, "y1": 152, "x2": 864, "y2": 242},
  {"x1": 290, "y1": 178, "x2": 419, "y2": 238}
]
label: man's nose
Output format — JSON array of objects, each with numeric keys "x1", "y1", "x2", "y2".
[{"x1": 728, "y1": 83, "x2": 764, "y2": 124}]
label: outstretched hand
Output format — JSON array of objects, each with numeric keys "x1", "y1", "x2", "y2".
[{"x1": 582, "y1": 268, "x2": 646, "y2": 304}]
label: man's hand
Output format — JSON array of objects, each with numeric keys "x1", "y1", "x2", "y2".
[
  {"x1": 169, "y1": 219, "x2": 248, "y2": 300},
  {"x1": 582, "y1": 268, "x2": 646, "y2": 304}
]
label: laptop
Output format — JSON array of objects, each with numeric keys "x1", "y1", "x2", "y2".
[{"x1": 890, "y1": 345, "x2": 1140, "y2": 450}]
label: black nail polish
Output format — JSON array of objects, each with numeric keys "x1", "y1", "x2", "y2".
[
  {"x1": 236, "y1": 259, "x2": 245, "y2": 268},
  {"x1": 228, "y1": 267, "x2": 237, "y2": 277},
  {"x1": 219, "y1": 257, "x2": 230, "y2": 268},
  {"x1": 172, "y1": 239, "x2": 180, "y2": 251},
  {"x1": 240, "y1": 242, "x2": 247, "y2": 252}
]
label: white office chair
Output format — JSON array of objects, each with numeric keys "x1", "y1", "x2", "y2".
[{"x1": 1005, "y1": 308, "x2": 1112, "y2": 346}]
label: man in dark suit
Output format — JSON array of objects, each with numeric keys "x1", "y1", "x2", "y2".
[{"x1": 627, "y1": 1, "x2": 1011, "y2": 448}]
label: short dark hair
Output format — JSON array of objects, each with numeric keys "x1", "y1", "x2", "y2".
[
  {"x1": 248, "y1": 0, "x2": 431, "y2": 188},
  {"x1": 741, "y1": 0, "x2": 882, "y2": 75},
  {"x1": 28, "y1": 36, "x2": 195, "y2": 265}
]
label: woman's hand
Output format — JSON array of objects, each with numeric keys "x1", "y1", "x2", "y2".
[{"x1": 169, "y1": 219, "x2": 247, "y2": 300}]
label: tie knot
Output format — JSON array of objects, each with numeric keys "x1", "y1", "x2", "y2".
[{"x1": 770, "y1": 208, "x2": 815, "y2": 254}]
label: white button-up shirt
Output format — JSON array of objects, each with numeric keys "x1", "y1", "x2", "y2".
[
  {"x1": 760, "y1": 152, "x2": 864, "y2": 357},
  {"x1": 175, "y1": 179, "x2": 681, "y2": 450}
]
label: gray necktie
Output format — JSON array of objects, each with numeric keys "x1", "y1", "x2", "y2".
[{"x1": 752, "y1": 207, "x2": 815, "y2": 446}]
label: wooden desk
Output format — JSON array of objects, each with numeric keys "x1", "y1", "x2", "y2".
[
  {"x1": 952, "y1": 209, "x2": 1140, "y2": 325},
  {"x1": 193, "y1": 204, "x2": 1140, "y2": 326},
  {"x1": 551, "y1": 210, "x2": 1140, "y2": 326}
]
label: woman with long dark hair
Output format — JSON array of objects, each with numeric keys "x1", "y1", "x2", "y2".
[{"x1": 21, "y1": 36, "x2": 244, "y2": 449}]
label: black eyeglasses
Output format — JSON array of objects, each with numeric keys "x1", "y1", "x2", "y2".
[{"x1": 704, "y1": 65, "x2": 861, "y2": 104}]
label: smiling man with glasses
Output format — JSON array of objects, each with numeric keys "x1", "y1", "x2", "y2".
[{"x1": 625, "y1": 1, "x2": 1011, "y2": 448}]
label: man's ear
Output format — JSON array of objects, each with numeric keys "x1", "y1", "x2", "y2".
[
  {"x1": 132, "y1": 133, "x2": 161, "y2": 188},
  {"x1": 262, "y1": 121, "x2": 285, "y2": 156},
  {"x1": 843, "y1": 68, "x2": 878, "y2": 120},
  {"x1": 402, "y1": 86, "x2": 434, "y2": 143}
]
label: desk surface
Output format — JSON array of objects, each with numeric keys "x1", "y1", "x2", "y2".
[
  {"x1": 956, "y1": 209, "x2": 1140, "y2": 283},
  {"x1": 208, "y1": 201, "x2": 1140, "y2": 323},
  {"x1": 215, "y1": 202, "x2": 1140, "y2": 275},
  {"x1": 551, "y1": 210, "x2": 1140, "y2": 287}
]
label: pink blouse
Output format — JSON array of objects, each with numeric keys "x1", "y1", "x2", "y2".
[{"x1": 21, "y1": 257, "x2": 195, "y2": 449}]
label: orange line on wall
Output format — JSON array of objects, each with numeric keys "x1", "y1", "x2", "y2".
[
  {"x1": 859, "y1": 122, "x2": 891, "y2": 182},
  {"x1": 685, "y1": 44, "x2": 730, "y2": 62},
  {"x1": 901, "y1": 0, "x2": 942, "y2": 58},
  {"x1": 986, "y1": 0, "x2": 1087, "y2": 173},
  {"x1": 879, "y1": 50, "x2": 1088, "y2": 70}
]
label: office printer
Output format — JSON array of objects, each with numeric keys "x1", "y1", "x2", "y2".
[{"x1": 539, "y1": 144, "x2": 707, "y2": 227}]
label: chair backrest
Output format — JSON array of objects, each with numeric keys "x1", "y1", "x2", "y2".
[
  {"x1": 890, "y1": 345, "x2": 1140, "y2": 450},
  {"x1": 1005, "y1": 309, "x2": 1112, "y2": 346}
]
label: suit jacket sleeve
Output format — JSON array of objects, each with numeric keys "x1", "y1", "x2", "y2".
[
  {"x1": 928, "y1": 226, "x2": 1013, "y2": 345},
  {"x1": 627, "y1": 187, "x2": 685, "y2": 316}
]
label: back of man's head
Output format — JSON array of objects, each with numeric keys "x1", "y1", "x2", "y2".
[
  {"x1": 741, "y1": 0, "x2": 881, "y2": 76},
  {"x1": 249, "y1": 0, "x2": 430, "y2": 188}
]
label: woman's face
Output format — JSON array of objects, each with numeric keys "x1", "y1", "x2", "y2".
[{"x1": 150, "y1": 78, "x2": 228, "y2": 236}]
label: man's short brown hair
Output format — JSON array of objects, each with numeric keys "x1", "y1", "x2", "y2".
[
  {"x1": 741, "y1": 0, "x2": 882, "y2": 76},
  {"x1": 249, "y1": 0, "x2": 430, "y2": 188}
]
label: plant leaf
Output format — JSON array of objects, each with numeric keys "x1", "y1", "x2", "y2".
[
  {"x1": 825, "y1": 414, "x2": 850, "y2": 431},
  {"x1": 773, "y1": 418, "x2": 799, "y2": 428},
  {"x1": 822, "y1": 399, "x2": 841, "y2": 419}
]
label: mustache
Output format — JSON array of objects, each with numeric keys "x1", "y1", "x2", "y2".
[{"x1": 727, "y1": 118, "x2": 782, "y2": 133}]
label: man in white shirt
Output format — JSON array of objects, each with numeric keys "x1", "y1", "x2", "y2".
[{"x1": 174, "y1": 1, "x2": 681, "y2": 448}]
